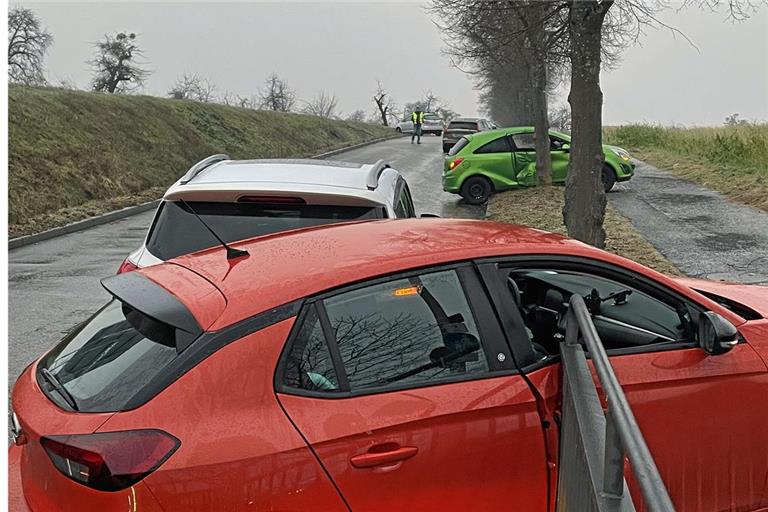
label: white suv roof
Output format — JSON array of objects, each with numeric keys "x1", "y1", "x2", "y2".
[{"x1": 164, "y1": 156, "x2": 399, "y2": 208}]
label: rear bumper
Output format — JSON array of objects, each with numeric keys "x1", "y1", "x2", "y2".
[
  {"x1": 442, "y1": 171, "x2": 461, "y2": 193},
  {"x1": 9, "y1": 445, "x2": 33, "y2": 512}
]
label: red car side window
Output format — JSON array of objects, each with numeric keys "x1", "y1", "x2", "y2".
[{"x1": 321, "y1": 270, "x2": 491, "y2": 392}]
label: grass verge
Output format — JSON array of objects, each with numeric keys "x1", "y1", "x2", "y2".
[
  {"x1": 9, "y1": 86, "x2": 394, "y2": 238},
  {"x1": 604, "y1": 124, "x2": 768, "y2": 213},
  {"x1": 487, "y1": 186, "x2": 681, "y2": 276}
]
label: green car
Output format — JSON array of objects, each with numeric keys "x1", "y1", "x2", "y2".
[{"x1": 443, "y1": 127, "x2": 635, "y2": 204}]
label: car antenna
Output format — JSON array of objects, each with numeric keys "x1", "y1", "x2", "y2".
[{"x1": 180, "y1": 199, "x2": 249, "y2": 260}]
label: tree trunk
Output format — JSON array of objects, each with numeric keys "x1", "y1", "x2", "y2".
[
  {"x1": 563, "y1": 0, "x2": 612, "y2": 248},
  {"x1": 515, "y1": 3, "x2": 552, "y2": 186},
  {"x1": 531, "y1": 45, "x2": 552, "y2": 186}
]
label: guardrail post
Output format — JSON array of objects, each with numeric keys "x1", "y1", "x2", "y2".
[
  {"x1": 557, "y1": 295, "x2": 675, "y2": 512},
  {"x1": 603, "y1": 409, "x2": 626, "y2": 508}
]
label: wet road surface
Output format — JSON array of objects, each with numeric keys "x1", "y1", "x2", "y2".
[{"x1": 609, "y1": 160, "x2": 768, "y2": 284}]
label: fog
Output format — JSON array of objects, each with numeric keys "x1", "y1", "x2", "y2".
[{"x1": 19, "y1": 1, "x2": 768, "y2": 126}]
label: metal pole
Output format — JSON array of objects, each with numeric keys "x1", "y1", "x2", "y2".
[
  {"x1": 603, "y1": 409, "x2": 626, "y2": 508},
  {"x1": 570, "y1": 295, "x2": 675, "y2": 512}
]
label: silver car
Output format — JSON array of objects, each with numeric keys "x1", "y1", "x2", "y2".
[
  {"x1": 395, "y1": 112, "x2": 444, "y2": 136},
  {"x1": 442, "y1": 117, "x2": 495, "y2": 153},
  {"x1": 118, "y1": 156, "x2": 417, "y2": 272}
]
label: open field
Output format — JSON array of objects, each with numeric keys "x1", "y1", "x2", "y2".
[
  {"x1": 487, "y1": 186, "x2": 681, "y2": 276},
  {"x1": 9, "y1": 86, "x2": 393, "y2": 237},
  {"x1": 605, "y1": 124, "x2": 768, "y2": 212}
]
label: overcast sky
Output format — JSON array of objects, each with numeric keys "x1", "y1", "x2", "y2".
[{"x1": 18, "y1": 1, "x2": 768, "y2": 126}]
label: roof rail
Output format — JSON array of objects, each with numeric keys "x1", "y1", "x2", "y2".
[
  {"x1": 179, "y1": 154, "x2": 230, "y2": 185},
  {"x1": 366, "y1": 160, "x2": 391, "y2": 190}
]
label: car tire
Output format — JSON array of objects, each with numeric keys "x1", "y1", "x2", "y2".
[
  {"x1": 602, "y1": 165, "x2": 617, "y2": 192},
  {"x1": 395, "y1": 127, "x2": 402, "y2": 133},
  {"x1": 460, "y1": 176, "x2": 493, "y2": 205}
]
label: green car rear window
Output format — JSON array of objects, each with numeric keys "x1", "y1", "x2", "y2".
[{"x1": 448, "y1": 137, "x2": 470, "y2": 156}]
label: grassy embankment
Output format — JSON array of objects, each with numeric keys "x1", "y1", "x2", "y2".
[
  {"x1": 9, "y1": 86, "x2": 393, "y2": 238},
  {"x1": 605, "y1": 124, "x2": 768, "y2": 212}
]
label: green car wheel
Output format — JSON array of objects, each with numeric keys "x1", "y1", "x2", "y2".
[
  {"x1": 602, "y1": 165, "x2": 617, "y2": 192},
  {"x1": 460, "y1": 176, "x2": 492, "y2": 205}
]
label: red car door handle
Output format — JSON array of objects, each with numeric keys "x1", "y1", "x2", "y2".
[{"x1": 350, "y1": 445, "x2": 419, "y2": 469}]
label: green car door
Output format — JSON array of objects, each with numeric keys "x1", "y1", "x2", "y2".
[
  {"x1": 509, "y1": 132, "x2": 535, "y2": 181},
  {"x1": 548, "y1": 133, "x2": 570, "y2": 183},
  {"x1": 471, "y1": 134, "x2": 517, "y2": 188},
  {"x1": 510, "y1": 131, "x2": 570, "y2": 184}
]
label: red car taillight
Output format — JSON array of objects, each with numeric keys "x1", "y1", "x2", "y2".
[
  {"x1": 117, "y1": 258, "x2": 138, "y2": 274},
  {"x1": 448, "y1": 158, "x2": 464, "y2": 171},
  {"x1": 41, "y1": 430, "x2": 180, "y2": 491}
]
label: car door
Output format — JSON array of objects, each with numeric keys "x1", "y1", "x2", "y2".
[
  {"x1": 548, "y1": 135, "x2": 570, "y2": 183},
  {"x1": 481, "y1": 258, "x2": 768, "y2": 511},
  {"x1": 473, "y1": 135, "x2": 516, "y2": 183},
  {"x1": 276, "y1": 265, "x2": 550, "y2": 511},
  {"x1": 509, "y1": 132, "x2": 537, "y2": 184}
]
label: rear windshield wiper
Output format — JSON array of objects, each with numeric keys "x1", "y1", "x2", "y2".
[{"x1": 41, "y1": 367, "x2": 79, "y2": 411}]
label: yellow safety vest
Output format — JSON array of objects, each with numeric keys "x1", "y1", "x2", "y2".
[{"x1": 411, "y1": 112, "x2": 425, "y2": 124}]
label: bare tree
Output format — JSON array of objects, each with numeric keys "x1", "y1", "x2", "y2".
[
  {"x1": 258, "y1": 73, "x2": 296, "y2": 112},
  {"x1": 218, "y1": 91, "x2": 255, "y2": 108},
  {"x1": 373, "y1": 81, "x2": 396, "y2": 126},
  {"x1": 8, "y1": 7, "x2": 53, "y2": 85},
  {"x1": 549, "y1": 101, "x2": 571, "y2": 131},
  {"x1": 168, "y1": 73, "x2": 217, "y2": 102},
  {"x1": 431, "y1": 1, "x2": 572, "y2": 186},
  {"x1": 302, "y1": 91, "x2": 339, "y2": 118},
  {"x1": 562, "y1": 0, "x2": 614, "y2": 248},
  {"x1": 346, "y1": 109, "x2": 367, "y2": 123},
  {"x1": 90, "y1": 32, "x2": 149, "y2": 93}
]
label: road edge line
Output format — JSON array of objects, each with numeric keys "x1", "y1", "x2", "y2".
[{"x1": 9, "y1": 133, "x2": 402, "y2": 249}]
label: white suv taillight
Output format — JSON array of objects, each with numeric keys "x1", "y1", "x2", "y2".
[{"x1": 117, "y1": 258, "x2": 138, "y2": 274}]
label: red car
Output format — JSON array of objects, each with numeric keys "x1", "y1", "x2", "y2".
[{"x1": 9, "y1": 219, "x2": 768, "y2": 511}]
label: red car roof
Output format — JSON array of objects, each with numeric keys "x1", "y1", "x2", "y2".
[{"x1": 134, "y1": 219, "x2": 668, "y2": 330}]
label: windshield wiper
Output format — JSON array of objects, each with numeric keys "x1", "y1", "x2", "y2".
[{"x1": 41, "y1": 368, "x2": 79, "y2": 411}]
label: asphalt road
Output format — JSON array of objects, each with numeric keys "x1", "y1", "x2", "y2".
[
  {"x1": 7, "y1": 135, "x2": 479, "y2": 389},
  {"x1": 609, "y1": 160, "x2": 768, "y2": 284}
]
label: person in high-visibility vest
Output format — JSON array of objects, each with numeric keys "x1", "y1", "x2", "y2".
[{"x1": 411, "y1": 110, "x2": 425, "y2": 144}]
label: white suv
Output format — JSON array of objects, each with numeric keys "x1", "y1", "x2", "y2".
[{"x1": 118, "y1": 155, "x2": 417, "y2": 272}]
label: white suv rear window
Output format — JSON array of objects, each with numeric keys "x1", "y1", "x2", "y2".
[{"x1": 147, "y1": 201, "x2": 384, "y2": 260}]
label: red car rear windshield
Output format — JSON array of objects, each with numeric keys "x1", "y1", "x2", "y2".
[
  {"x1": 38, "y1": 300, "x2": 180, "y2": 412},
  {"x1": 147, "y1": 201, "x2": 385, "y2": 261}
]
